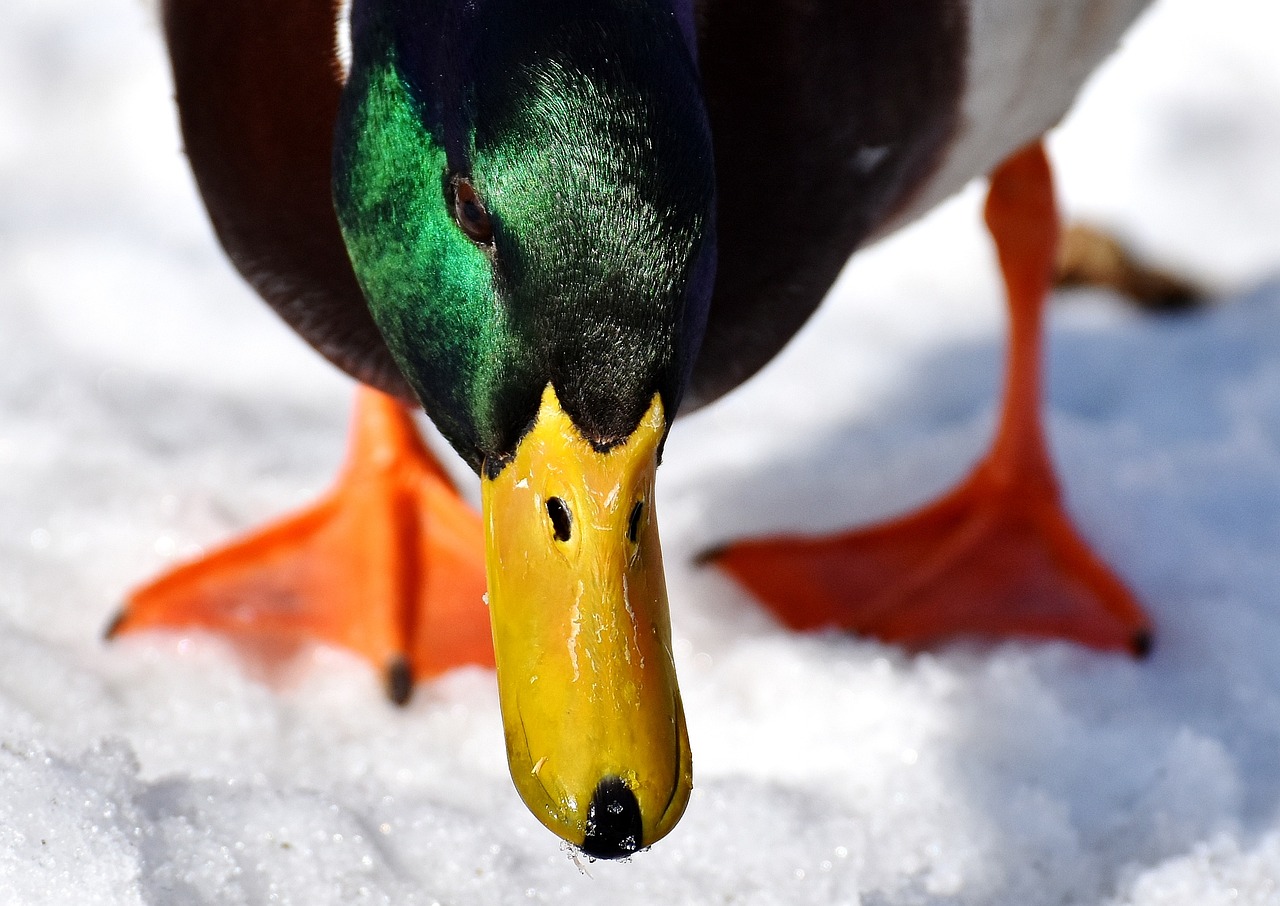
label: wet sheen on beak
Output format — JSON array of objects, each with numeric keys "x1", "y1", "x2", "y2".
[{"x1": 481, "y1": 385, "x2": 691, "y2": 858}]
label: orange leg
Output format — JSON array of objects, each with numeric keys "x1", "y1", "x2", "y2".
[
  {"x1": 109, "y1": 387, "x2": 494, "y2": 701},
  {"x1": 715, "y1": 142, "x2": 1153, "y2": 656}
]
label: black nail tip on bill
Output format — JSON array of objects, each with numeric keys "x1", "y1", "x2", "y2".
[{"x1": 581, "y1": 776, "x2": 643, "y2": 860}]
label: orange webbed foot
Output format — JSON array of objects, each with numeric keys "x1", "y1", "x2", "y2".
[
  {"x1": 714, "y1": 142, "x2": 1153, "y2": 657},
  {"x1": 715, "y1": 456, "x2": 1152, "y2": 656},
  {"x1": 110, "y1": 387, "x2": 493, "y2": 701}
]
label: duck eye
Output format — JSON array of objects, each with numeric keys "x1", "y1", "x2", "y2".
[
  {"x1": 546, "y1": 497, "x2": 572, "y2": 542},
  {"x1": 627, "y1": 501, "x2": 644, "y2": 544},
  {"x1": 450, "y1": 177, "x2": 493, "y2": 245}
]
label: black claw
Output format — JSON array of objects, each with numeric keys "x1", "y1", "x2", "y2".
[
  {"x1": 692, "y1": 544, "x2": 726, "y2": 566},
  {"x1": 102, "y1": 609, "x2": 128, "y2": 640},
  {"x1": 581, "y1": 777, "x2": 643, "y2": 860},
  {"x1": 385, "y1": 657, "x2": 414, "y2": 706},
  {"x1": 1130, "y1": 629, "x2": 1154, "y2": 659}
]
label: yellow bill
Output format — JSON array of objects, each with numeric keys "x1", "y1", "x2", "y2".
[{"x1": 482, "y1": 384, "x2": 690, "y2": 858}]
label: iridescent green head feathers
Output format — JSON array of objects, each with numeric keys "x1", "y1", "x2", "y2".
[{"x1": 333, "y1": 0, "x2": 716, "y2": 473}]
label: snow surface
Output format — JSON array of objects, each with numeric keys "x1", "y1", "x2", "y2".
[{"x1": 3, "y1": 0, "x2": 1280, "y2": 902}]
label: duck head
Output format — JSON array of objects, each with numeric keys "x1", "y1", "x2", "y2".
[{"x1": 332, "y1": 0, "x2": 715, "y2": 857}]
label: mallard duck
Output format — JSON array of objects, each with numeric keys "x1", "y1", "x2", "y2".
[{"x1": 115, "y1": 0, "x2": 1157, "y2": 858}]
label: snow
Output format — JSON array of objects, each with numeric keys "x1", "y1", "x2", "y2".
[{"x1": 3, "y1": 0, "x2": 1280, "y2": 902}]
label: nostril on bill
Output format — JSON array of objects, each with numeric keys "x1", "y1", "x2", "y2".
[
  {"x1": 581, "y1": 776, "x2": 643, "y2": 859},
  {"x1": 627, "y1": 500, "x2": 643, "y2": 543},
  {"x1": 546, "y1": 496, "x2": 572, "y2": 541}
]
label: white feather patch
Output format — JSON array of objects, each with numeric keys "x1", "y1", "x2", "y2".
[
  {"x1": 879, "y1": 0, "x2": 1152, "y2": 237},
  {"x1": 334, "y1": 0, "x2": 353, "y2": 84}
]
